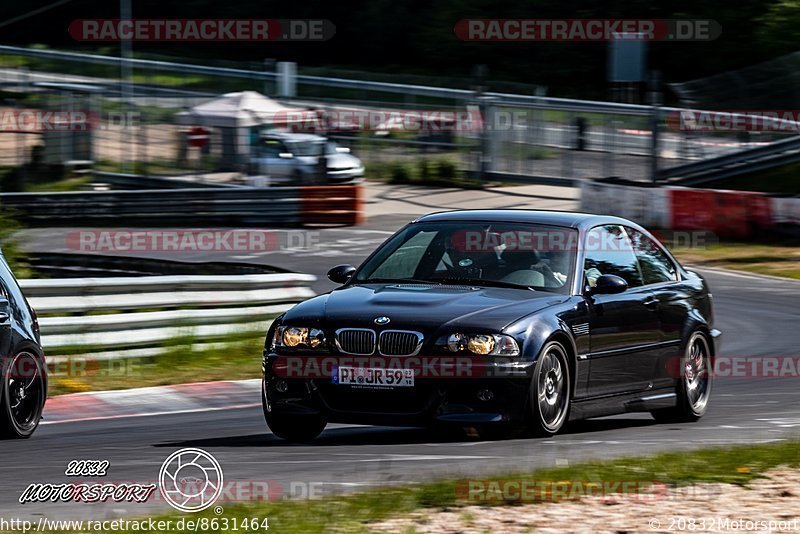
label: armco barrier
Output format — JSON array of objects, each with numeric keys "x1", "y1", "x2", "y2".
[
  {"x1": 20, "y1": 272, "x2": 316, "y2": 357},
  {"x1": 0, "y1": 185, "x2": 364, "y2": 227},
  {"x1": 580, "y1": 179, "x2": 800, "y2": 238}
]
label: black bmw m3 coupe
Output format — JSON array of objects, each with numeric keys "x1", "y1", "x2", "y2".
[{"x1": 262, "y1": 210, "x2": 720, "y2": 441}]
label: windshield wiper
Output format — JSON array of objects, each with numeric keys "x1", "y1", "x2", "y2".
[
  {"x1": 437, "y1": 278, "x2": 536, "y2": 291},
  {"x1": 360, "y1": 278, "x2": 442, "y2": 285}
]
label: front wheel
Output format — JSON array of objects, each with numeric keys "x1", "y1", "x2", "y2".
[
  {"x1": 652, "y1": 331, "x2": 712, "y2": 424},
  {"x1": 0, "y1": 352, "x2": 46, "y2": 439},
  {"x1": 262, "y1": 380, "x2": 326, "y2": 442},
  {"x1": 528, "y1": 341, "x2": 571, "y2": 437},
  {"x1": 265, "y1": 411, "x2": 327, "y2": 443}
]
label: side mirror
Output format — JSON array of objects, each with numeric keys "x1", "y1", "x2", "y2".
[
  {"x1": 278, "y1": 152, "x2": 294, "y2": 159},
  {"x1": 327, "y1": 264, "x2": 356, "y2": 284},
  {"x1": 587, "y1": 274, "x2": 628, "y2": 296}
]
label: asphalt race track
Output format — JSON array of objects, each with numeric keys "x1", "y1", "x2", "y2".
[{"x1": 5, "y1": 222, "x2": 800, "y2": 520}]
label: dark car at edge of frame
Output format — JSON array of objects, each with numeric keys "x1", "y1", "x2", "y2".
[{"x1": 0, "y1": 251, "x2": 46, "y2": 439}]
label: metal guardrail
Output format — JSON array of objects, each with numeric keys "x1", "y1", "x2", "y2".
[
  {"x1": 7, "y1": 45, "x2": 800, "y2": 184},
  {"x1": 0, "y1": 45, "x2": 279, "y2": 83},
  {"x1": 91, "y1": 171, "x2": 242, "y2": 189},
  {"x1": 21, "y1": 272, "x2": 315, "y2": 356},
  {"x1": 0, "y1": 185, "x2": 363, "y2": 226},
  {"x1": 658, "y1": 135, "x2": 800, "y2": 184},
  {"x1": 0, "y1": 45, "x2": 693, "y2": 116}
]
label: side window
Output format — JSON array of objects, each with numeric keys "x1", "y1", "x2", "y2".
[
  {"x1": 583, "y1": 225, "x2": 643, "y2": 288},
  {"x1": 626, "y1": 228, "x2": 678, "y2": 285},
  {"x1": 260, "y1": 139, "x2": 283, "y2": 158}
]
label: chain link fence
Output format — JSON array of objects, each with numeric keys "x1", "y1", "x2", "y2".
[{"x1": 0, "y1": 46, "x2": 790, "y2": 189}]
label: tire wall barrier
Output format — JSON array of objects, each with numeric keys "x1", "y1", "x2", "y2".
[{"x1": 580, "y1": 180, "x2": 800, "y2": 238}]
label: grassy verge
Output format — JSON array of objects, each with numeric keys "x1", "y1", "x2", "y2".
[
  {"x1": 367, "y1": 157, "x2": 482, "y2": 189},
  {"x1": 28, "y1": 440, "x2": 800, "y2": 533},
  {"x1": 673, "y1": 240, "x2": 800, "y2": 279},
  {"x1": 26, "y1": 176, "x2": 93, "y2": 192},
  {"x1": 47, "y1": 333, "x2": 264, "y2": 396}
]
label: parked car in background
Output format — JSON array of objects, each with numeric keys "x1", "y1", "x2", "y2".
[{"x1": 249, "y1": 130, "x2": 365, "y2": 185}]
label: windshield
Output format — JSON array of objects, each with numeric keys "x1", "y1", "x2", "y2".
[
  {"x1": 355, "y1": 221, "x2": 577, "y2": 293},
  {"x1": 286, "y1": 140, "x2": 324, "y2": 157}
]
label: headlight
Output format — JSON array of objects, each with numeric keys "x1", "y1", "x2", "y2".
[
  {"x1": 447, "y1": 333, "x2": 520, "y2": 356},
  {"x1": 277, "y1": 326, "x2": 326, "y2": 349},
  {"x1": 468, "y1": 334, "x2": 496, "y2": 355}
]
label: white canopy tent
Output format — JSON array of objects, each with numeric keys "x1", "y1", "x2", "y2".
[{"x1": 175, "y1": 91, "x2": 301, "y2": 168}]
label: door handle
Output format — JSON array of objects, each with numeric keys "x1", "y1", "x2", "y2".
[{"x1": 643, "y1": 297, "x2": 659, "y2": 309}]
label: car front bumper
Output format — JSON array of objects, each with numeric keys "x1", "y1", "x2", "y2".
[
  {"x1": 327, "y1": 166, "x2": 365, "y2": 183},
  {"x1": 263, "y1": 353, "x2": 534, "y2": 426}
]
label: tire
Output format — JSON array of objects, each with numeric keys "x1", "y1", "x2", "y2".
[
  {"x1": 0, "y1": 352, "x2": 46, "y2": 439},
  {"x1": 651, "y1": 331, "x2": 712, "y2": 424},
  {"x1": 265, "y1": 411, "x2": 327, "y2": 443},
  {"x1": 262, "y1": 380, "x2": 326, "y2": 442},
  {"x1": 528, "y1": 341, "x2": 571, "y2": 437}
]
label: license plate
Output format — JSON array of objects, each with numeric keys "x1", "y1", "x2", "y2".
[{"x1": 333, "y1": 366, "x2": 414, "y2": 388}]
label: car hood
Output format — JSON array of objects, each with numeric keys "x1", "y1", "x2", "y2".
[{"x1": 282, "y1": 283, "x2": 566, "y2": 333}]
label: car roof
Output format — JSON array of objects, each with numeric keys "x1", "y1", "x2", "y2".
[
  {"x1": 260, "y1": 130, "x2": 326, "y2": 142},
  {"x1": 413, "y1": 209, "x2": 642, "y2": 231}
]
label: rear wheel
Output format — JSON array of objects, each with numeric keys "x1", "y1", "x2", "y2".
[
  {"x1": 0, "y1": 352, "x2": 46, "y2": 439},
  {"x1": 528, "y1": 341, "x2": 571, "y2": 437},
  {"x1": 652, "y1": 331, "x2": 712, "y2": 423}
]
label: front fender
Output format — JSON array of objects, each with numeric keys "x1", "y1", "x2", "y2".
[{"x1": 263, "y1": 314, "x2": 285, "y2": 372}]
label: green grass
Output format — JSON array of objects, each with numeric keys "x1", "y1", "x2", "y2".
[
  {"x1": 47, "y1": 332, "x2": 265, "y2": 396},
  {"x1": 26, "y1": 176, "x2": 93, "y2": 192},
  {"x1": 673, "y1": 240, "x2": 800, "y2": 279},
  {"x1": 367, "y1": 157, "x2": 482, "y2": 189},
  {"x1": 24, "y1": 440, "x2": 800, "y2": 533}
]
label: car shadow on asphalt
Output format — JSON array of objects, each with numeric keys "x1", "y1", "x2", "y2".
[
  {"x1": 152, "y1": 426, "x2": 463, "y2": 448},
  {"x1": 153, "y1": 417, "x2": 657, "y2": 448},
  {"x1": 562, "y1": 416, "x2": 658, "y2": 435}
]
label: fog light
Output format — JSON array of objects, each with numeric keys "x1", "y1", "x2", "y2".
[
  {"x1": 477, "y1": 388, "x2": 494, "y2": 402},
  {"x1": 275, "y1": 380, "x2": 289, "y2": 393}
]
